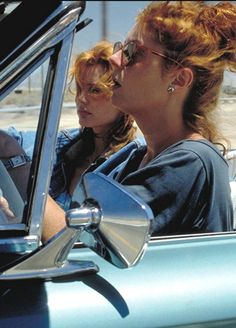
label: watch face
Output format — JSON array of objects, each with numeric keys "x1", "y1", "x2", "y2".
[{"x1": 1, "y1": 155, "x2": 31, "y2": 169}]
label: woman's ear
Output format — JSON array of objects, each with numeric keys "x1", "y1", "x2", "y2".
[{"x1": 172, "y1": 67, "x2": 193, "y2": 91}]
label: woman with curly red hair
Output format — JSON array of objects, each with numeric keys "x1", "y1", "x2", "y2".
[
  {"x1": 7, "y1": 40, "x2": 138, "y2": 213},
  {"x1": 42, "y1": 1, "x2": 236, "y2": 241},
  {"x1": 109, "y1": 1, "x2": 236, "y2": 235},
  {"x1": 47, "y1": 40, "x2": 138, "y2": 210}
]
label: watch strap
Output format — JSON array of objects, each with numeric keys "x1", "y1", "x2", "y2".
[{"x1": 0, "y1": 154, "x2": 31, "y2": 169}]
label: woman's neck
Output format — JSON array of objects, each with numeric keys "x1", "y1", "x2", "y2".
[
  {"x1": 93, "y1": 132, "x2": 109, "y2": 156},
  {"x1": 69, "y1": 132, "x2": 109, "y2": 196},
  {"x1": 136, "y1": 114, "x2": 203, "y2": 165},
  {"x1": 137, "y1": 98, "x2": 204, "y2": 151}
]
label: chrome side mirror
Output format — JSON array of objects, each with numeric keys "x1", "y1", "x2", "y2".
[
  {"x1": 67, "y1": 172, "x2": 153, "y2": 268},
  {"x1": 0, "y1": 173, "x2": 152, "y2": 280}
]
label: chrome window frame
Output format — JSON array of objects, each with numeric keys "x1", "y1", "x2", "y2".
[{"x1": 0, "y1": 1, "x2": 86, "y2": 257}]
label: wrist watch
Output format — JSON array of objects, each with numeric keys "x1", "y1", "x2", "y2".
[{"x1": 0, "y1": 154, "x2": 31, "y2": 169}]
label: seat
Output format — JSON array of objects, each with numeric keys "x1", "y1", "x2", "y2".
[{"x1": 225, "y1": 149, "x2": 236, "y2": 181}]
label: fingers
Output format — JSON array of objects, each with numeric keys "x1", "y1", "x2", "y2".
[{"x1": 0, "y1": 196, "x2": 15, "y2": 219}]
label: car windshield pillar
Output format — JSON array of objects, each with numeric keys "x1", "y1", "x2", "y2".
[{"x1": 0, "y1": 1, "x2": 86, "y2": 257}]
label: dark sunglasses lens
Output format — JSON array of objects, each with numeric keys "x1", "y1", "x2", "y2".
[
  {"x1": 113, "y1": 42, "x2": 122, "y2": 54},
  {"x1": 123, "y1": 42, "x2": 136, "y2": 66}
]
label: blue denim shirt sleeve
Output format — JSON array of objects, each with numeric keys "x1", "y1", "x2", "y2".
[
  {"x1": 94, "y1": 136, "x2": 146, "y2": 179},
  {"x1": 6, "y1": 126, "x2": 82, "y2": 211},
  {"x1": 6, "y1": 126, "x2": 81, "y2": 157},
  {"x1": 54, "y1": 128, "x2": 81, "y2": 159},
  {"x1": 6, "y1": 126, "x2": 36, "y2": 158},
  {"x1": 49, "y1": 128, "x2": 82, "y2": 199}
]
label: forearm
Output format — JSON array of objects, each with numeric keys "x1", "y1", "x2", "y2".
[{"x1": 42, "y1": 195, "x2": 66, "y2": 243}]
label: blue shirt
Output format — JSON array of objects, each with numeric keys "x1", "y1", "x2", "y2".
[
  {"x1": 7, "y1": 126, "x2": 146, "y2": 210},
  {"x1": 49, "y1": 129, "x2": 145, "y2": 210},
  {"x1": 106, "y1": 139, "x2": 233, "y2": 235}
]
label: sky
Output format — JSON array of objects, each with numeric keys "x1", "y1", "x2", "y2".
[
  {"x1": 18, "y1": 1, "x2": 150, "y2": 89},
  {"x1": 73, "y1": 1, "x2": 149, "y2": 52},
  {"x1": 73, "y1": 1, "x2": 235, "y2": 87},
  {"x1": 16, "y1": 1, "x2": 235, "y2": 88}
]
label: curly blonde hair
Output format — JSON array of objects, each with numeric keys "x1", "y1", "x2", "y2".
[
  {"x1": 136, "y1": 1, "x2": 236, "y2": 153},
  {"x1": 68, "y1": 40, "x2": 137, "y2": 156}
]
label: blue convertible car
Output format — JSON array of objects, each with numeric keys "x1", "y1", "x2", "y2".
[{"x1": 0, "y1": 1, "x2": 236, "y2": 327}]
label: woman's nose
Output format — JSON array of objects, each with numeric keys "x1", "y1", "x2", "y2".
[
  {"x1": 76, "y1": 91, "x2": 87, "y2": 104},
  {"x1": 109, "y1": 50, "x2": 122, "y2": 68}
]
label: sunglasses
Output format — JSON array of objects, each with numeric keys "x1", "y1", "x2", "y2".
[{"x1": 113, "y1": 40, "x2": 183, "y2": 68}]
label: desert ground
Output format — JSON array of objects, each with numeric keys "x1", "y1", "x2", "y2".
[{"x1": 1, "y1": 90, "x2": 236, "y2": 148}]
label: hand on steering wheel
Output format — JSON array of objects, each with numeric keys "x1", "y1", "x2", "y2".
[{"x1": 0, "y1": 194, "x2": 15, "y2": 220}]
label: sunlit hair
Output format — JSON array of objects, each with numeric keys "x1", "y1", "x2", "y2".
[
  {"x1": 69, "y1": 40, "x2": 114, "y2": 98},
  {"x1": 135, "y1": 1, "x2": 236, "y2": 153},
  {"x1": 68, "y1": 40, "x2": 136, "y2": 156}
]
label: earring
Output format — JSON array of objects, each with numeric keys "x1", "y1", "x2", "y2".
[{"x1": 167, "y1": 84, "x2": 175, "y2": 94}]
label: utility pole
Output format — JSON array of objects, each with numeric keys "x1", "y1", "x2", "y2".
[
  {"x1": 101, "y1": 1, "x2": 107, "y2": 40},
  {"x1": 28, "y1": 76, "x2": 31, "y2": 93}
]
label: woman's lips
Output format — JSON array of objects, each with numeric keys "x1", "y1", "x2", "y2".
[{"x1": 77, "y1": 109, "x2": 92, "y2": 117}]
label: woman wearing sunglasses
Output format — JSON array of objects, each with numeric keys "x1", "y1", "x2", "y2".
[{"x1": 108, "y1": 1, "x2": 236, "y2": 235}]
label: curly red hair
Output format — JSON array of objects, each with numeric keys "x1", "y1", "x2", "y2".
[{"x1": 135, "y1": 1, "x2": 236, "y2": 153}]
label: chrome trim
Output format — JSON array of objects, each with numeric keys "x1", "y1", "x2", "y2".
[
  {"x1": 0, "y1": 172, "x2": 152, "y2": 279},
  {"x1": 0, "y1": 3, "x2": 88, "y2": 253},
  {"x1": 150, "y1": 230, "x2": 236, "y2": 244},
  {"x1": 0, "y1": 223, "x2": 26, "y2": 231},
  {"x1": 0, "y1": 235, "x2": 38, "y2": 254},
  {"x1": 0, "y1": 228, "x2": 98, "y2": 280},
  {"x1": 77, "y1": 172, "x2": 153, "y2": 268},
  {"x1": 67, "y1": 203, "x2": 101, "y2": 230},
  {"x1": 28, "y1": 30, "x2": 75, "y2": 238}
]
